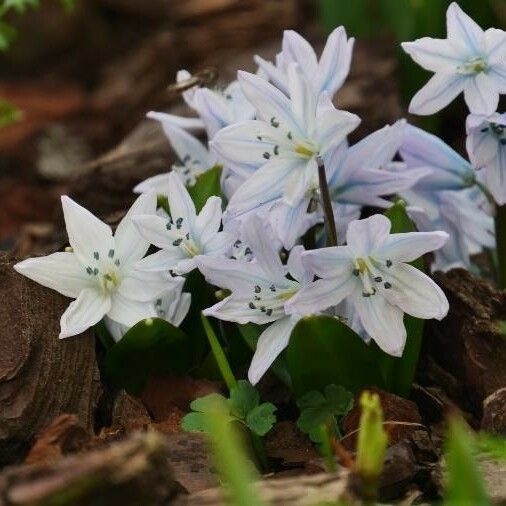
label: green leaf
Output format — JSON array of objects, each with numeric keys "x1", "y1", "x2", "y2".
[
  {"x1": 286, "y1": 315, "x2": 384, "y2": 396},
  {"x1": 188, "y1": 164, "x2": 223, "y2": 212},
  {"x1": 2, "y1": 0, "x2": 39, "y2": 14},
  {"x1": 102, "y1": 318, "x2": 193, "y2": 395},
  {"x1": 296, "y1": 385, "x2": 353, "y2": 438},
  {"x1": 324, "y1": 384, "x2": 354, "y2": 414},
  {"x1": 374, "y1": 201, "x2": 425, "y2": 397},
  {"x1": 246, "y1": 403, "x2": 277, "y2": 436},
  {"x1": 182, "y1": 393, "x2": 232, "y2": 433},
  {"x1": 445, "y1": 417, "x2": 491, "y2": 506},
  {"x1": 228, "y1": 380, "x2": 259, "y2": 419},
  {"x1": 476, "y1": 433, "x2": 506, "y2": 461}
]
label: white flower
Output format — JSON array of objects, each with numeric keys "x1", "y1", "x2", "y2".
[
  {"x1": 212, "y1": 65, "x2": 360, "y2": 237},
  {"x1": 255, "y1": 27, "x2": 354, "y2": 98},
  {"x1": 402, "y1": 2, "x2": 506, "y2": 115},
  {"x1": 286, "y1": 214, "x2": 449, "y2": 357},
  {"x1": 133, "y1": 172, "x2": 234, "y2": 275},
  {"x1": 177, "y1": 70, "x2": 255, "y2": 138},
  {"x1": 387, "y1": 123, "x2": 495, "y2": 271},
  {"x1": 197, "y1": 215, "x2": 313, "y2": 385},
  {"x1": 14, "y1": 193, "x2": 174, "y2": 338},
  {"x1": 135, "y1": 114, "x2": 217, "y2": 192},
  {"x1": 466, "y1": 112, "x2": 506, "y2": 205},
  {"x1": 105, "y1": 278, "x2": 191, "y2": 342},
  {"x1": 406, "y1": 188, "x2": 495, "y2": 272}
]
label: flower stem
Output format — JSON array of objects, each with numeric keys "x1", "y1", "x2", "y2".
[
  {"x1": 496, "y1": 204, "x2": 506, "y2": 289},
  {"x1": 201, "y1": 314, "x2": 237, "y2": 392},
  {"x1": 316, "y1": 155, "x2": 338, "y2": 247}
]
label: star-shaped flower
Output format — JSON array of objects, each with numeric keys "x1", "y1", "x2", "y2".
[
  {"x1": 14, "y1": 193, "x2": 174, "y2": 338},
  {"x1": 212, "y1": 64, "x2": 360, "y2": 235},
  {"x1": 402, "y1": 2, "x2": 506, "y2": 115},
  {"x1": 466, "y1": 112, "x2": 506, "y2": 205},
  {"x1": 255, "y1": 26, "x2": 354, "y2": 98},
  {"x1": 286, "y1": 214, "x2": 449, "y2": 356},
  {"x1": 133, "y1": 172, "x2": 234, "y2": 275},
  {"x1": 197, "y1": 215, "x2": 313, "y2": 385}
]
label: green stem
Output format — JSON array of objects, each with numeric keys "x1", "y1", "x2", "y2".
[
  {"x1": 249, "y1": 431, "x2": 270, "y2": 473},
  {"x1": 496, "y1": 204, "x2": 506, "y2": 289},
  {"x1": 201, "y1": 314, "x2": 237, "y2": 392},
  {"x1": 319, "y1": 423, "x2": 337, "y2": 472},
  {"x1": 316, "y1": 155, "x2": 338, "y2": 247}
]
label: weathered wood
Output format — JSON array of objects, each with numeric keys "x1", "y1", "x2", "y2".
[
  {"x1": 426, "y1": 269, "x2": 506, "y2": 430},
  {"x1": 0, "y1": 432, "x2": 178, "y2": 506},
  {"x1": 0, "y1": 254, "x2": 99, "y2": 465},
  {"x1": 176, "y1": 470, "x2": 351, "y2": 506}
]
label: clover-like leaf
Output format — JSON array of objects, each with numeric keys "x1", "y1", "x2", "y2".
[
  {"x1": 228, "y1": 380, "x2": 260, "y2": 419},
  {"x1": 182, "y1": 393, "x2": 231, "y2": 433},
  {"x1": 296, "y1": 384, "x2": 353, "y2": 440},
  {"x1": 246, "y1": 403, "x2": 277, "y2": 436}
]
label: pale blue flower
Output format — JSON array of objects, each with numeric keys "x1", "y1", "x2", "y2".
[
  {"x1": 254, "y1": 26, "x2": 354, "y2": 98},
  {"x1": 286, "y1": 214, "x2": 449, "y2": 357},
  {"x1": 135, "y1": 115, "x2": 217, "y2": 192},
  {"x1": 133, "y1": 172, "x2": 234, "y2": 275},
  {"x1": 405, "y1": 188, "x2": 495, "y2": 272},
  {"x1": 466, "y1": 112, "x2": 506, "y2": 205},
  {"x1": 197, "y1": 214, "x2": 313, "y2": 385},
  {"x1": 402, "y1": 2, "x2": 506, "y2": 115},
  {"x1": 14, "y1": 193, "x2": 175, "y2": 338},
  {"x1": 212, "y1": 65, "x2": 360, "y2": 246},
  {"x1": 387, "y1": 124, "x2": 495, "y2": 270}
]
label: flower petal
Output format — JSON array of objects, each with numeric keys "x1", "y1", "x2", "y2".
[
  {"x1": 446, "y1": 2, "x2": 484, "y2": 53},
  {"x1": 401, "y1": 38, "x2": 463, "y2": 73},
  {"x1": 14, "y1": 252, "x2": 92, "y2": 298},
  {"x1": 253, "y1": 54, "x2": 289, "y2": 95},
  {"x1": 203, "y1": 295, "x2": 280, "y2": 325},
  {"x1": 114, "y1": 192, "x2": 157, "y2": 266},
  {"x1": 376, "y1": 230, "x2": 449, "y2": 263},
  {"x1": 61, "y1": 196, "x2": 115, "y2": 266},
  {"x1": 301, "y1": 246, "x2": 353, "y2": 278},
  {"x1": 382, "y1": 263, "x2": 449, "y2": 320},
  {"x1": 118, "y1": 270, "x2": 173, "y2": 302},
  {"x1": 248, "y1": 316, "x2": 298, "y2": 385},
  {"x1": 352, "y1": 290, "x2": 406, "y2": 357},
  {"x1": 238, "y1": 70, "x2": 304, "y2": 138},
  {"x1": 408, "y1": 72, "x2": 465, "y2": 115},
  {"x1": 132, "y1": 214, "x2": 181, "y2": 249},
  {"x1": 282, "y1": 30, "x2": 319, "y2": 79},
  {"x1": 195, "y1": 196, "x2": 223, "y2": 245},
  {"x1": 108, "y1": 294, "x2": 156, "y2": 328},
  {"x1": 135, "y1": 249, "x2": 186, "y2": 272},
  {"x1": 226, "y1": 157, "x2": 303, "y2": 218},
  {"x1": 193, "y1": 88, "x2": 235, "y2": 138},
  {"x1": 318, "y1": 26, "x2": 354, "y2": 95},
  {"x1": 240, "y1": 214, "x2": 286, "y2": 284},
  {"x1": 60, "y1": 288, "x2": 111, "y2": 338},
  {"x1": 286, "y1": 275, "x2": 356, "y2": 316},
  {"x1": 463, "y1": 73, "x2": 499, "y2": 115},
  {"x1": 287, "y1": 63, "x2": 317, "y2": 132},
  {"x1": 167, "y1": 172, "x2": 197, "y2": 227},
  {"x1": 210, "y1": 120, "x2": 289, "y2": 174},
  {"x1": 146, "y1": 111, "x2": 204, "y2": 132},
  {"x1": 346, "y1": 214, "x2": 391, "y2": 257},
  {"x1": 134, "y1": 173, "x2": 171, "y2": 195}
]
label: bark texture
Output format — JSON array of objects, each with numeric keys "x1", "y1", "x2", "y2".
[{"x1": 0, "y1": 254, "x2": 98, "y2": 465}]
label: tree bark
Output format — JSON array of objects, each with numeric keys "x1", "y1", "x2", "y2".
[{"x1": 0, "y1": 254, "x2": 99, "y2": 465}]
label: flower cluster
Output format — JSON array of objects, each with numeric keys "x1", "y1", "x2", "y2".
[{"x1": 15, "y1": 2, "x2": 506, "y2": 387}]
